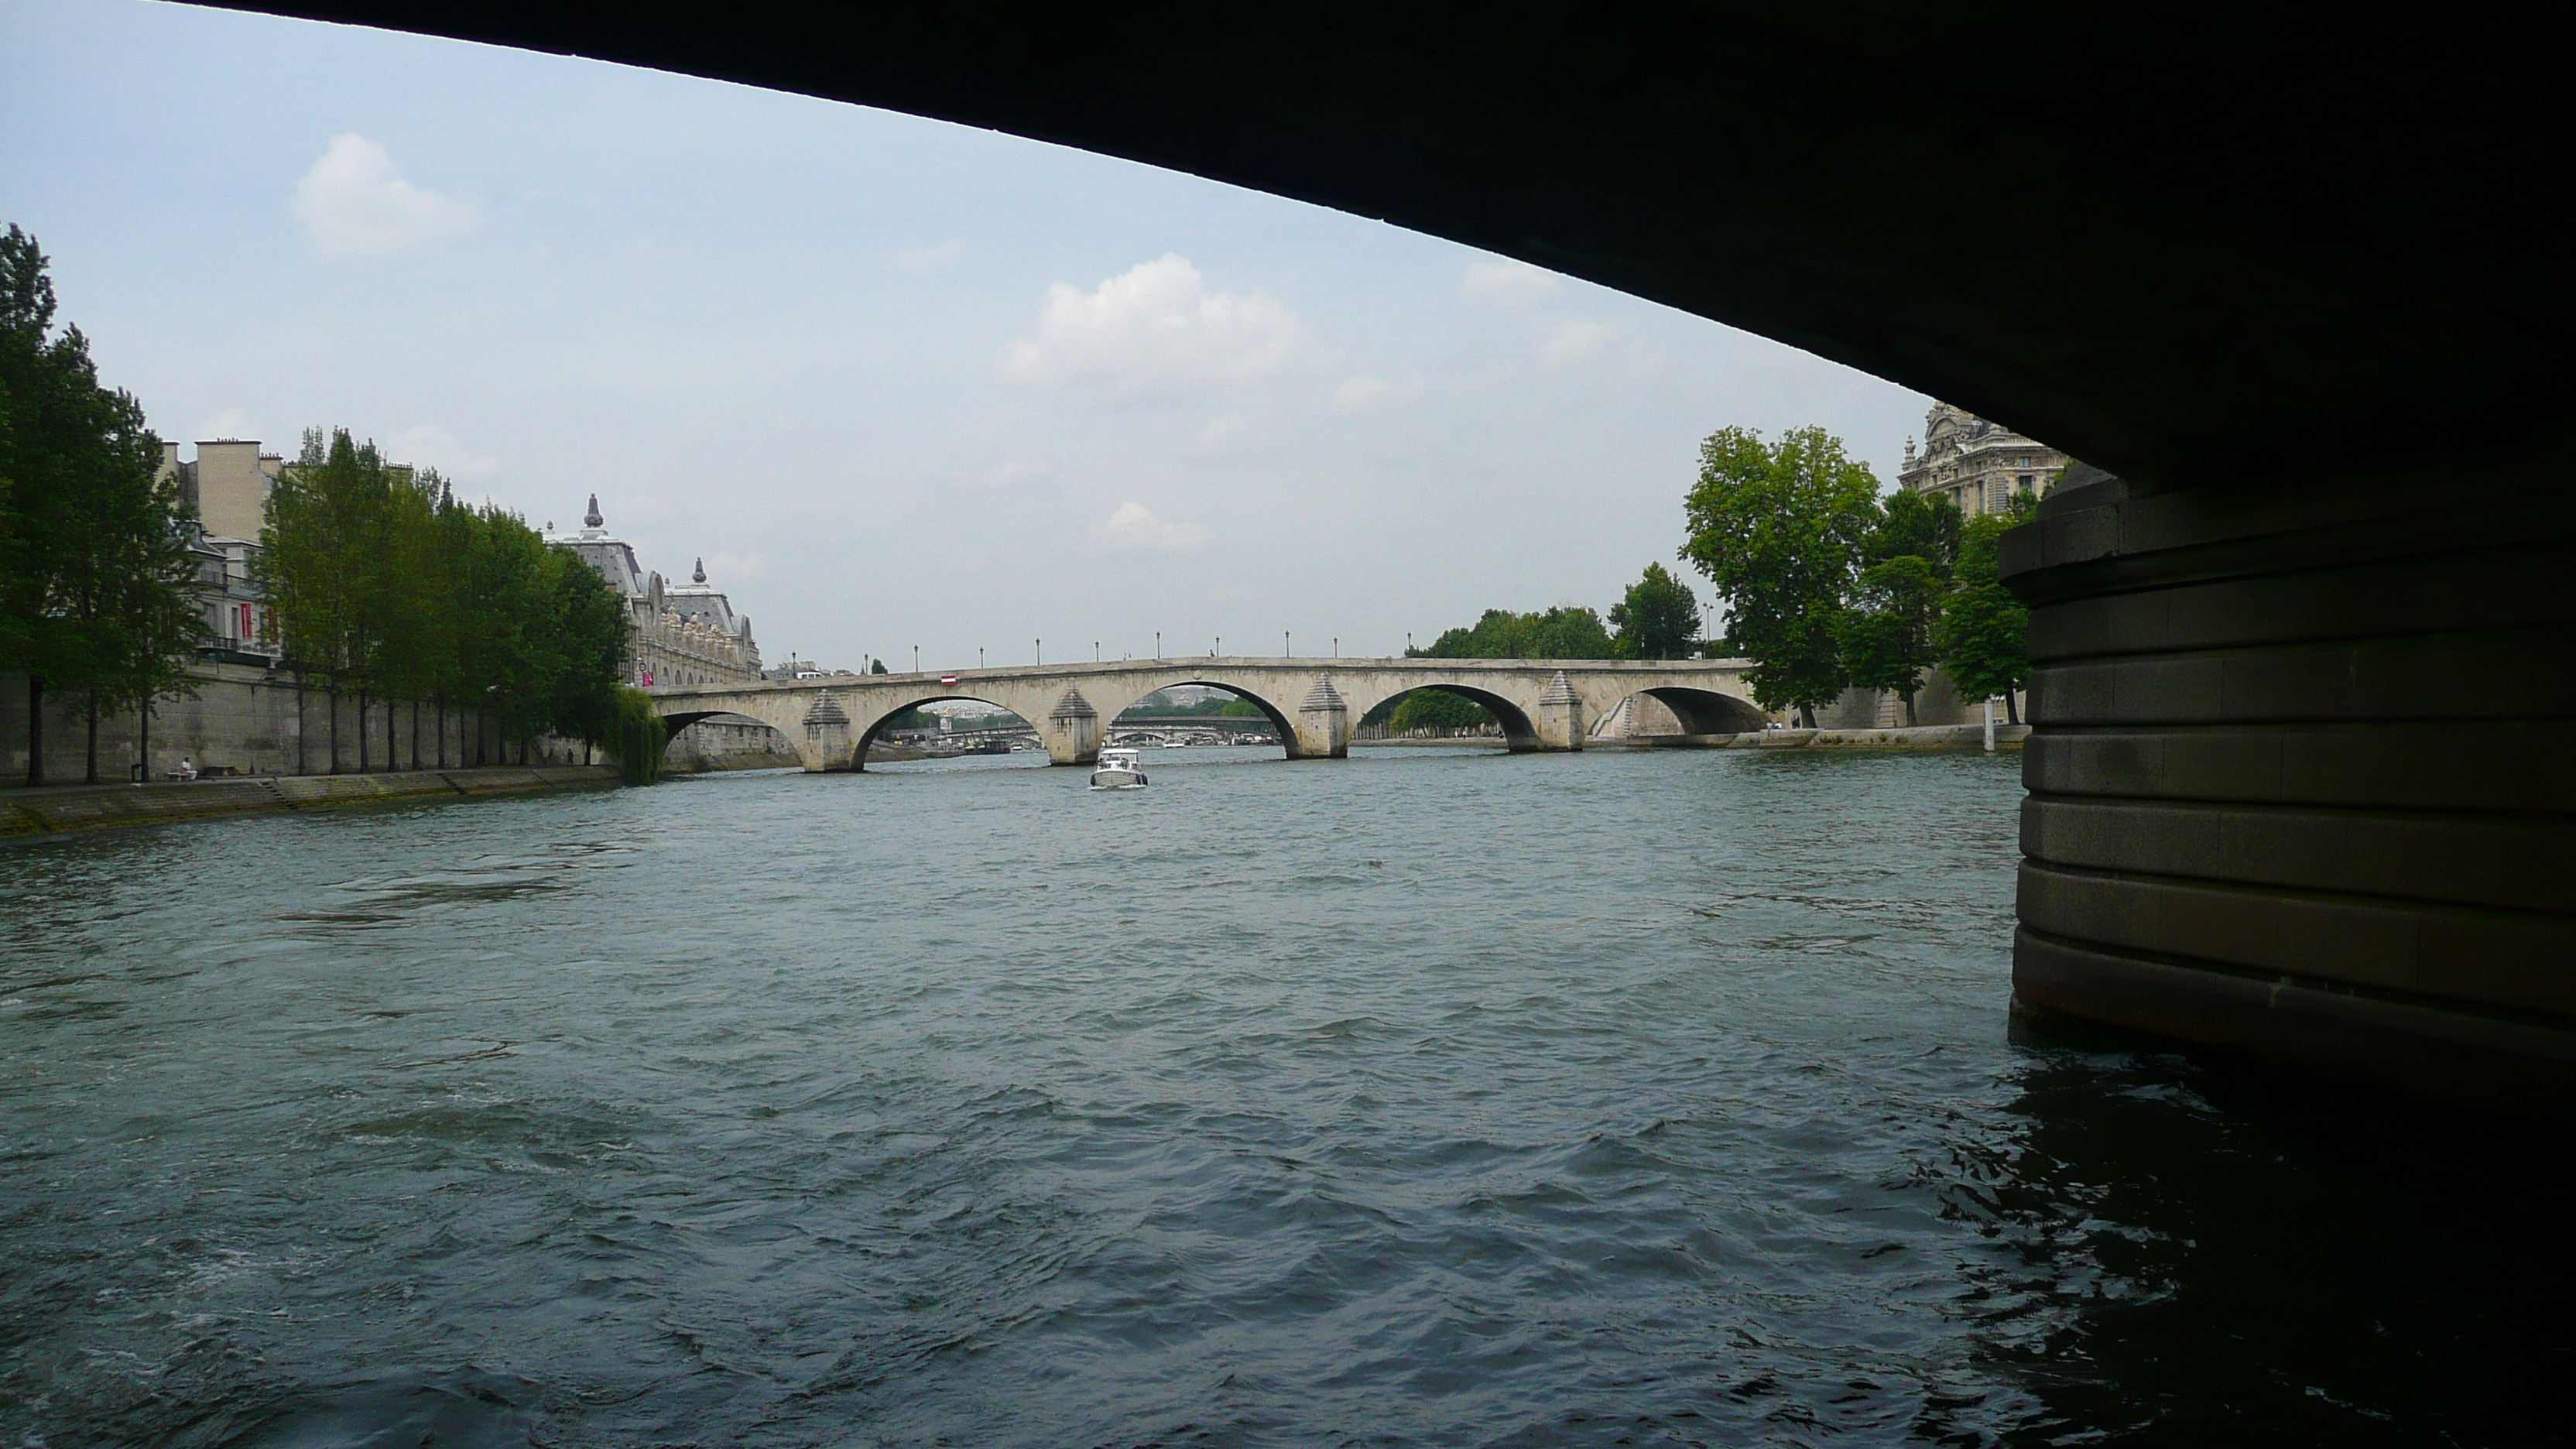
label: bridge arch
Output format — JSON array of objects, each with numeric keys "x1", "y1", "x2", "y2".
[
  {"x1": 1623, "y1": 687, "x2": 1767, "y2": 738},
  {"x1": 1354, "y1": 682, "x2": 1540, "y2": 750},
  {"x1": 851, "y1": 694, "x2": 1038, "y2": 769},
  {"x1": 1098, "y1": 680, "x2": 1298, "y2": 758},
  {"x1": 654, "y1": 710, "x2": 798, "y2": 770}
]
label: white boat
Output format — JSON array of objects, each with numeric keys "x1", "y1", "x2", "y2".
[{"x1": 1090, "y1": 747, "x2": 1149, "y2": 790}]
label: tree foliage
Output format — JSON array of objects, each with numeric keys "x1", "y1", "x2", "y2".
[
  {"x1": 0, "y1": 224, "x2": 201, "y2": 783},
  {"x1": 1837, "y1": 553, "x2": 1944, "y2": 724},
  {"x1": 1608, "y1": 562, "x2": 1703, "y2": 659},
  {"x1": 1369, "y1": 604, "x2": 1617, "y2": 734},
  {"x1": 1865, "y1": 487, "x2": 1963, "y2": 577},
  {"x1": 1936, "y1": 495, "x2": 2037, "y2": 722},
  {"x1": 258, "y1": 428, "x2": 629, "y2": 756},
  {"x1": 1415, "y1": 605, "x2": 1615, "y2": 662},
  {"x1": 1680, "y1": 425, "x2": 1879, "y2": 724}
]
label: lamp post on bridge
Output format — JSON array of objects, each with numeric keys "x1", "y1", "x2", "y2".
[
  {"x1": 913, "y1": 646, "x2": 919, "y2": 673},
  {"x1": 1284, "y1": 631, "x2": 1291, "y2": 657},
  {"x1": 1156, "y1": 631, "x2": 1161, "y2": 660},
  {"x1": 1094, "y1": 641, "x2": 1100, "y2": 663},
  {"x1": 1036, "y1": 639, "x2": 1042, "y2": 666}
]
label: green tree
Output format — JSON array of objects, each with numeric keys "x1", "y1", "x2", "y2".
[
  {"x1": 1386, "y1": 688, "x2": 1492, "y2": 733},
  {"x1": 1836, "y1": 553, "x2": 1943, "y2": 725},
  {"x1": 1864, "y1": 487, "x2": 1963, "y2": 576},
  {"x1": 0, "y1": 224, "x2": 201, "y2": 784},
  {"x1": 1416, "y1": 605, "x2": 1615, "y2": 661},
  {"x1": 263, "y1": 430, "x2": 628, "y2": 772},
  {"x1": 1680, "y1": 425, "x2": 1879, "y2": 725},
  {"x1": 1608, "y1": 562, "x2": 1703, "y2": 659},
  {"x1": 1937, "y1": 496, "x2": 2038, "y2": 723}
]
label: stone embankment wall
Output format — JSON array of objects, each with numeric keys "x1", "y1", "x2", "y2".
[
  {"x1": 1618, "y1": 724, "x2": 2030, "y2": 750},
  {"x1": 2, "y1": 663, "x2": 594, "y2": 784},
  {"x1": 2, "y1": 764, "x2": 620, "y2": 840}
]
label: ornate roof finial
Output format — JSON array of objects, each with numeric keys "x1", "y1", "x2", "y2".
[
  {"x1": 584, "y1": 494, "x2": 604, "y2": 528},
  {"x1": 693, "y1": 557, "x2": 707, "y2": 584}
]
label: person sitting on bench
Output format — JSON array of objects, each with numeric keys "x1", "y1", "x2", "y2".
[{"x1": 170, "y1": 757, "x2": 198, "y2": 781}]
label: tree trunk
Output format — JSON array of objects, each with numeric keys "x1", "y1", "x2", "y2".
[
  {"x1": 358, "y1": 691, "x2": 370, "y2": 774},
  {"x1": 84, "y1": 693, "x2": 99, "y2": 785},
  {"x1": 2005, "y1": 689, "x2": 2021, "y2": 726},
  {"x1": 25, "y1": 676, "x2": 43, "y2": 786},
  {"x1": 1799, "y1": 703, "x2": 1817, "y2": 728},
  {"x1": 329, "y1": 686, "x2": 341, "y2": 773},
  {"x1": 138, "y1": 702, "x2": 150, "y2": 784},
  {"x1": 1901, "y1": 687, "x2": 1918, "y2": 728},
  {"x1": 434, "y1": 695, "x2": 445, "y2": 769},
  {"x1": 410, "y1": 700, "x2": 420, "y2": 771}
]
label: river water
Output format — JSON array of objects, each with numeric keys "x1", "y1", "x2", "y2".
[{"x1": 2, "y1": 746, "x2": 2564, "y2": 1446}]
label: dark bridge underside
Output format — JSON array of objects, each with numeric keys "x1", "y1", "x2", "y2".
[
  {"x1": 192, "y1": 2, "x2": 2573, "y2": 1099},
  {"x1": 194, "y1": 3, "x2": 2553, "y2": 495}
]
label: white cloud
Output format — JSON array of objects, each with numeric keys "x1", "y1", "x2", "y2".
[
  {"x1": 1093, "y1": 501, "x2": 1208, "y2": 553},
  {"x1": 1460, "y1": 259, "x2": 1560, "y2": 310},
  {"x1": 292, "y1": 134, "x2": 483, "y2": 259},
  {"x1": 1543, "y1": 320, "x2": 1619, "y2": 364},
  {"x1": 388, "y1": 423, "x2": 498, "y2": 479},
  {"x1": 1333, "y1": 372, "x2": 1426, "y2": 413},
  {"x1": 1002, "y1": 254, "x2": 1307, "y2": 397}
]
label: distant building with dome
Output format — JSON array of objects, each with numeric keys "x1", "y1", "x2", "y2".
[
  {"x1": 1896, "y1": 403, "x2": 2069, "y2": 516},
  {"x1": 546, "y1": 496, "x2": 762, "y2": 687}
]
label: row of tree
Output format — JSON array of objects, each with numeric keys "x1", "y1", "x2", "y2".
[
  {"x1": 258, "y1": 428, "x2": 630, "y2": 769},
  {"x1": 1374, "y1": 425, "x2": 2031, "y2": 737},
  {"x1": 2, "y1": 221, "x2": 639, "y2": 784},
  {"x1": 0, "y1": 225, "x2": 203, "y2": 783},
  {"x1": 1683, "y1": 425, "x2": 2030, "y2": 726}
]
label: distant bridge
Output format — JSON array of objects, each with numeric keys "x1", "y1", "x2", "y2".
[{"x1": 646, "y1": 658, "x2": 1766, "y2": 770}]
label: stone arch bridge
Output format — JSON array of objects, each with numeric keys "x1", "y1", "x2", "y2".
[{"x1": 648, "y1": 658, "x2": 1766, "y2": 771}]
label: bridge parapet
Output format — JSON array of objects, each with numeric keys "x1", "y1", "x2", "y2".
[{"x1": 646, "y1": 657, "x2": 1763, "y2": 770}]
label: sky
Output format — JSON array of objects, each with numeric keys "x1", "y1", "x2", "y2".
[{"x1": 1, "y1": 0, "x2": 1933, "y2": 670}]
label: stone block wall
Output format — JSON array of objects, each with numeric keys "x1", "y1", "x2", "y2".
[{"x1": 2, "y1": 663, "x2": 590, "y2": 783}]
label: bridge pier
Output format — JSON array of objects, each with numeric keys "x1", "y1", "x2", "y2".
[
  {"x1": 1530, "y1": 671, "x2": 1586, "y2": 752},
  {"x1": 1289, "y1": 676, "x2": 1351, "y2": 759},
  {"x1": 2004, "y1": 469, "x2": 2575, "y2": 1100},
  {"x1": 799, "y1": 690, "x2": 855, "y2": 772},
  {"x1": 1041, "y1": 685, "x2": 1104, "y2": 766}
]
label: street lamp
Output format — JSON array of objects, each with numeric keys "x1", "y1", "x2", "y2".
[
  {"x1": 1036, "y1": 638, "x2": 1042, "y2": 665},
  {"x1": 978, "y1": 647, "x2": 985, "y2": 669},
  {"x1": 1156, "y1": 631, "x2": 1161, "y2": 659},
  {"x1": 1094, "y1": 641, "x2": 1100, "y2": 663},
  {"x1": 1284, "y1": 631, "x2": 1291, "y2": 656},
  {"x1": 913, "y1": 646, "x2": 919, "y2": 672}
]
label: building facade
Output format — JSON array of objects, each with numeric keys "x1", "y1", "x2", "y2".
[
  {"x1": 1896, "y1": 403, "x2": 2068, "y2": 516},
  {"x1": 547, "y1": 497, "x2": 763, "y2": 687}
]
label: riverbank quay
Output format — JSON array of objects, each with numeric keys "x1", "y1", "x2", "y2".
[
  {"x1": 0, "y1": 764, "x2": 620, "y2": 840},
  {"x1": 1611, "y1": 723, "x2": 2031, "y2": 750}
]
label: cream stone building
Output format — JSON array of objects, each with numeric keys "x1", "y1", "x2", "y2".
[
  {"x1": 1896, "y1": 403, "x2": 2067, "y2": 516},
  {"x1": 547, "y1": 497, "x2": 763, "y2": 687}
]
